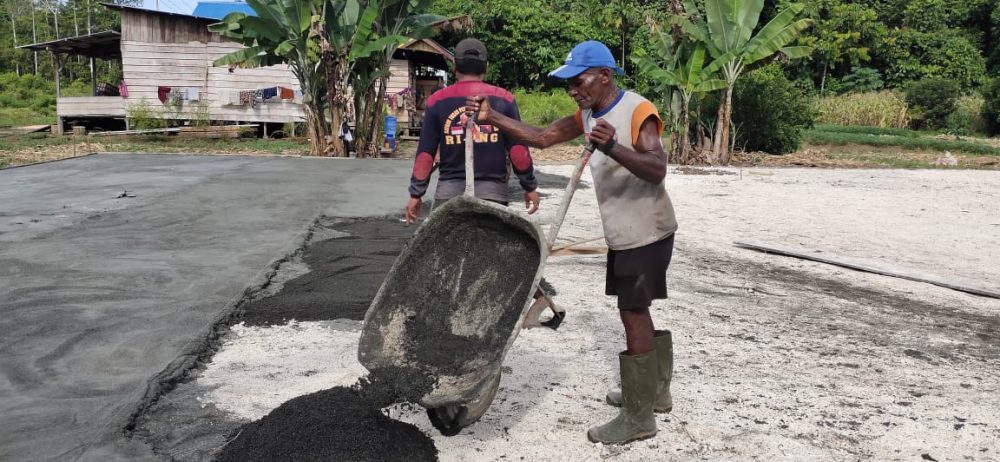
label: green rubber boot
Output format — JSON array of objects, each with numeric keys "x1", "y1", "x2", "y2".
[
  {"x1": 605, "y1": 330, "x2": 672, "y2": 413},
  {"x1": 587, "y1": 350, "x2": 658, "y2": 444}
]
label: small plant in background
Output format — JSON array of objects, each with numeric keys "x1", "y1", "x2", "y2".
[
  {"x1": 191, "y1": 101, "x2": 213, "y2": 128},
  {"x1": 905, "y1": 77, "x2": 960, "y2": 130},
  {"x1": 729, "y1": 64, "x2": 816, "y2": 154},
  {"x1": 946, "y1": 95, "x2": 986, "y2": 135},
  {"x1": 160, "y1": 99, "x2": 184, "y2": 127},
  {"x1": 981, "y1": 78, "x2": 1000, "y2": 136},
  {"x1": 815, "y1": 90, "x2": 909, "y2": 128},
  {"x1": 513, "y1": 90, "x2": 578, "y2": 126},
  {"x1": 838, "y1": 67, "x2": 884, "y2": 94},
  {"x1": 126, "y1": 99, "x2": 167, "y2": 130}
]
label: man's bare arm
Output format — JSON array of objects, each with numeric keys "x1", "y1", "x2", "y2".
[
  {"x1": 589, "y1": 117, "x2": 666, "y2": 184},
  {"x1": 467, "y1": 96, "x2": 582, "y2": 149}
]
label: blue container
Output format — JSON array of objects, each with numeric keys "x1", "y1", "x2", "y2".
[
  {"x1": 385, "y1": 115, "x2": 397, "y2": 139},
  {"x1": 384, "y1": 115, "x2": 398, "y2": 151}
]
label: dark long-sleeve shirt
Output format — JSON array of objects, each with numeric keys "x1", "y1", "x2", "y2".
[{"x1": 409, "y1": 80, "x2": 537, "y2": 200}]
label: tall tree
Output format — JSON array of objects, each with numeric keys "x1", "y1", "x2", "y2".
[
  {"x1": 633, "y1": 23, "x2": 725, "y2": 164},
  {"x1": 211, "y1": 0, "x2": 329, "y2": 155},
  {"x1": 319, "y1": 0, "x2": 442, "y2": 157},
  {"x1": 683, "y1": 0, "x2": 811, "y2": 164},
  {"x1": 784, "y1": 0, "x2": 880, "y2": 94},
  {"x1": 349, "y1": 1, "x2": 442, "y2": 157}
]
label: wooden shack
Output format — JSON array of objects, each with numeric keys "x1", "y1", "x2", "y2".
[{"x1": 21, "y1": 4, "x2": 455, "y2": 136}]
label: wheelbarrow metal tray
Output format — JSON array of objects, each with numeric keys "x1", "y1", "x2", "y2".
[{"x1": 358, "y1": 196, "x2": 547, "y2": 408}]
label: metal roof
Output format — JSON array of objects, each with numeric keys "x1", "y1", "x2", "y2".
[
  {"x1": 18, "y1": 31, "x2": 122, "y2": 59},
  {"x1": 100, "y1": 2, "x2": 219, "y2": 21},
  {"x1": 192, "y1": 2, "x2": 256, "y2": 20}
]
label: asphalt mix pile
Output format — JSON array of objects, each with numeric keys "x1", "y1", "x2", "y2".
[{"x1": 217, "y1": 370, "x2": 439, "y2": 462}]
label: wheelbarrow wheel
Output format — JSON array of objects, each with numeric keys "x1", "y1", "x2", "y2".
[{"x1": 427, "y1": 370, "x2": 502, "y2": 436}]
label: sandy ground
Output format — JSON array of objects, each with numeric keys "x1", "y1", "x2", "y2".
[{"x1": 187, "y1": 166, "x2": 999, "y2": 461}]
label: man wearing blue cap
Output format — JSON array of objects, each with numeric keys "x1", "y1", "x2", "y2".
[{"x1": 466, "y1": 40, "x2": 678, "y2": 445}]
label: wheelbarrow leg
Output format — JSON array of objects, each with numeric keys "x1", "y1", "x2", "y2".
[{"x1": 522, "y1": 286, "x2": 565, "y2": 330}]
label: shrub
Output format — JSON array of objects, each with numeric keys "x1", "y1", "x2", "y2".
[
  {"x1": 946, "y1": 95, "x2": 987, "y2": 135},
  {"x1": 126, "y1": 99, "x2": 167, "y2": 130},
  {"x1": 814, "y1": 91, "x2": 909, "y2": 128},
  {"x1": 513, "y1": 90, "x2": 578, "y2": 126},
  {"x1": 838, "y1": 67, "x2": 884, "y2": 94},
  {"x1": 62, "y1": 80, "x2": 93, "y2": 97},
  {"x1": 905, "y1": 77, "x2": 960, "y2": 130},
  {"x1": 982, "y1": 78, "x2": 1000, "y2": 136},
  {"x1": 0, "y1": 72, "x2": 56, "y2": 117},
  {"x1": 730, "y1": 64, "x2": 816, "y2": 154},
  {"x1": 191, "y1": 101, "x2": 212, "y2": 128}
]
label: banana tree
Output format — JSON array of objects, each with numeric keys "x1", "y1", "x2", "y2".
[
  {"x1": 683, "y1": 0, "x2": 811, "y2": 164},
  {"x1": 350, "y1": 2, "x2": 443, "y2": 158},
  {"x1": 634, "y1": 26, "x2": 726, "y2": 164},
  {"x1": 211, "y1": 0, "x2": 328, "y2": 156},
  {"x1": 320, "y1": 0, "x2": 442, "y2": 157}
]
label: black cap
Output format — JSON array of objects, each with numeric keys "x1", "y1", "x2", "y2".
[{"x1": 455, "y1": 38, "x2": 488, "y2": 63}]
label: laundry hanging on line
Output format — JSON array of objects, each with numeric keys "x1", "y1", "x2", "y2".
[{"x1": 157, "y1": 86, "x2": 171, "y2": 104}]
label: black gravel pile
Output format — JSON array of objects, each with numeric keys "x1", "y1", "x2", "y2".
[{"x1": 217, "y1": 369, "x2": 438, "y2": 462}]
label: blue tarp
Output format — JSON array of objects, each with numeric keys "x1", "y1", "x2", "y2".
[{"x1": 192, "y1": 1, "x2": 256, "y2": 19}]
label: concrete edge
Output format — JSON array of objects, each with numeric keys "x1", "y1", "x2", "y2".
[
  {"x1": 0, "y1": 152, "x2": 100, "y2": 171},
  {"x1": 118, "y1": 211, "x2": 409, "y2": 457},
  {"x1": 118, "y1": 214, "x2": 324, "y2": 442}
]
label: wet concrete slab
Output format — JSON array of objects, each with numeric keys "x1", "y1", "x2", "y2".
[{"x1": 0, "y1": 154, "x2": 413, "y2": 461}]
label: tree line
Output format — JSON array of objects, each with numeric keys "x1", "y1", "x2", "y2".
[
  {"x1": 1, "y1": 0, "x2": 996, "y2": 161},
  {"x1": 428, "y1": 0, "x2": 999, "y2": 95},
  {"x1": 0, "y1": 0, "x2": 134, "y2": 81}
]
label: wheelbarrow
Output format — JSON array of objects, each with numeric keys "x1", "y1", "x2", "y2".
[{"x1": 357, "y1": 117, "x2": 548, "y2": 434}]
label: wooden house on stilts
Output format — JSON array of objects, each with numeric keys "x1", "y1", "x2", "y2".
[{"x1": 20, "y1": 3, "x2": 457, "y2": 139}]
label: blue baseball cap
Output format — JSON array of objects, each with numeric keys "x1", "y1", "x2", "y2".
[{"x1": 548, "y1": 41, "x2": 624, "y2": 79}]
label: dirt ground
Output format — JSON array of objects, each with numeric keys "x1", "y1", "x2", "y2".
[
  {"x1": 4, "y1": 134, "x2": 999, "y2": 170},
  {"x1": 732, "y1": 144, "x2": 1000, "y2": 169},
  {"x1": 147, "y1": 164, "x2": 1000, "y2": 461}
]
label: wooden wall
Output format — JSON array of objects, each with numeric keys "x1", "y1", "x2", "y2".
[
  {"x1": 75, "y1": 9, "x2": 429, "y2": 127},
  {"x1": 118, "y1": 10, "x2": 304, "y2": 124},
  {"x1": 58, "y1": 96, "x2": 126, "y2": 117},
  {"x1": 121, "y1": 10, "x2": 224, "y2": 44}
]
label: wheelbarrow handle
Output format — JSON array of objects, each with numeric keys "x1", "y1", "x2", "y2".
[
  {"x1": 545, "y1": 142, "x2": 597, "y2": 250},
  {"x1": 463, "y1": 114, "x2": 477, "y2": 198}
]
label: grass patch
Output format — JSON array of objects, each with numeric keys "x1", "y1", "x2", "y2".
[
  {"x1": 0, "y1": 132, "x2": 77, "y2": 151},
  {"x1": 514, "y1": 90, "x2": 578, "y2": 126},
  {"x1": 104, "y1": 136, "x2": 310, "y2": 154},
  {"x1": 0, "y1": 134, "x2": 313, "y2": 170},
  {"x1": 824, "y1": 150, "x2": 937, "y2": 169},
  {"x1": 814, "y1": 90, "x2": 909, "y2": 128},
  {"x1": 811, "y1": 124, "x2": 929, "y2": 138},
  {"x1": 0, "y1": 108, "x2": 55, "y2": 127},
  {"x1": 805, "y1": 127, "x2": 1000, "y2": 156},
  {"x1": 738, "y1": 143, "x2": 1000, "y2": 169}
]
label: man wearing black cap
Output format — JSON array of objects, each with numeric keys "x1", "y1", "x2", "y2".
[
  {"x1": 405, "y1": 38, "x2": 539, "y2": 222},
  {"x1": 466, "y1": 40, "x2": 678, "y2": 445}
]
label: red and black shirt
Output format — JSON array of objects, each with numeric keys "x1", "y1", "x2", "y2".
[{"x1": 409, "y1": 80, "x2": 537, "y2": 199}]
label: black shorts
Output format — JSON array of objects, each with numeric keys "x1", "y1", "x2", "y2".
[{"x1": 606, "y1": 233, "x2": 675, "y2": 310}]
